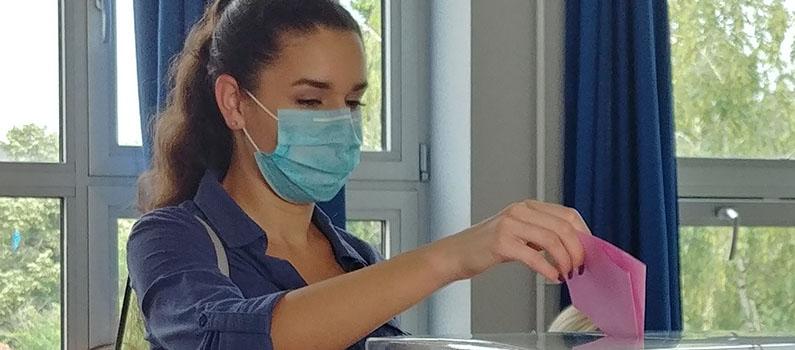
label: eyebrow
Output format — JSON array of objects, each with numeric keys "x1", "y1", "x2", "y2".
[{"x1": 291, "y1": 78, "x2": 368, "y2": 92}]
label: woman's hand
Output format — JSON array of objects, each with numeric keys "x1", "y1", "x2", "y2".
[{"x1": 430, "y1": 200, "x2": 592, "y2": 283}]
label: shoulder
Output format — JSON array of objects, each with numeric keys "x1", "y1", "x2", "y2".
[
  {"x1": 130, "y1": 204, "x2": 203, "y2": 239},
  {"x1": 126, "y1": 204, "x2": 223, "y2": 291},
  {"x1": 335, "y1": 227, "x2": 385, "y2": 264},
  {"x1": 127, "y1": 203, "x2": 213, "y2": 259}
]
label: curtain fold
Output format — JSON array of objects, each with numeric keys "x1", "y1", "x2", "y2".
[{"x1": 562, "y1": 0, "x2": 682, "y2": 331}]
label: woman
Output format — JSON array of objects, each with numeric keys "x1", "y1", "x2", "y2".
[{"x1": 127, "y1": 0, "x2": 591, "y2": 349}]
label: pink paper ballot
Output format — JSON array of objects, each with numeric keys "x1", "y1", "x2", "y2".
[{"x1": 567, "y1": 234, "x2": 646, "y2": 339}]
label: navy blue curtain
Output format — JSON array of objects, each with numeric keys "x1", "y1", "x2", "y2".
[
  {"x1": 133, "y1": 1, "x2": 347, "y2": 227},
  {"x1": 562, "y1": 0, "x2": 682, "y2": 331}
]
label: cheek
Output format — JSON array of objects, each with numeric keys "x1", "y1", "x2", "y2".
[
  {"x1": 244, "y1": 110, "x2": 279, "y2": 153},
  {"x1": 258, "y1": 122, "x2": 279, "y2": 153}
]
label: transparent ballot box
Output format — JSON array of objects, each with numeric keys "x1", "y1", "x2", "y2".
[{"x1": 366, "y1": 332, "x2": 795, "y2": 350}]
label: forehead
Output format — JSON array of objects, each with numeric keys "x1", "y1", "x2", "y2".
[{"x1": 263, "y1": 27, "x2": 367, "y2": 86}]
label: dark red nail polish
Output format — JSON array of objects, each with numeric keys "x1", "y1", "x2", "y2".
[
  {"x1": 578, "y1": 265, "x2": 585, "y2": 275},
  {"x1": 558, "y1": 275, "x2": 565, "y2": 283},
  {"x1": 567, "y1": 271, "x2": 574, "y2": 279}
]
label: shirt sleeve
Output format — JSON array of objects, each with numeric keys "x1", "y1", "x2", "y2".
[{"x1": 127, "y1": 207, "x2": 287, "y2": 350}]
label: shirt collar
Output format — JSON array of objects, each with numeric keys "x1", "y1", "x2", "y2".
[
  {"x1": 193, "y1": 170, "x2": 368, "y2": 267},
  {"x1": 311, "y1": 206, "x2": 368, "y2": 268},
  {"x1": 193, "y1": 169, "x2": 263, "y2": 248}
]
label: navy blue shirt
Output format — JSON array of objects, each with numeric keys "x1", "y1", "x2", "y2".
[{"x1": 127, "y1": 170, "x2": 405, "y2": 349}]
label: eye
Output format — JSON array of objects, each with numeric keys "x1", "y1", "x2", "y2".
[
  {"x1": 346, "y1": 100, "x2": 366, "y2": 110},
  {"x1": 297, "y1": 99, "x2": 322, "y2": 108}
]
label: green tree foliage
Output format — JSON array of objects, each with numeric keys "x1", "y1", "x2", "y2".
[
  {"x1": 0, "y1": 125, "x2": 61, "y2": 349},
  {"x1": 671, "y1": 0, "x2": 795, "y2": 159},
  {"x1": 347, "y1": 220, "x2": 383, "y2": 251},
  {"x1": 680, "y1": 227, "x2": 795, "y2": 332},
  {"x1": 671, "y1": 0, "x2": 795, "y2": 332},
  {"x1": 0, "y1": 124, "x2": 59, "y2": 163}
]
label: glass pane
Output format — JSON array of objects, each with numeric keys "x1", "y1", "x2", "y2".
[
  {"x1": 116, "y1": 218, "x2": 149, "y2": 350},
  {"x1": 116, "y1": 0, "x2": 143, "y2": 147},
  {"x1": 340, "y1": 0, "x2": 385, "y2": 152},
  {"x1": 680, "y1": 226, "x2": 795, "y2": 332},
  {"x1": 117, "y1": 218, "x2": 136, "y2": 311},
  {"x1": 347, "y1": 220, "x2": 386, "y2": 254},
  {"x1": 0, "y1": 3, "x2": 60, "y2": 163},
  {"x1": 670, "y1": 0, "x2": 795, "y2": 160},
  {"x1": 0, "y1": 197, "x2": 62, "y2": 349}
]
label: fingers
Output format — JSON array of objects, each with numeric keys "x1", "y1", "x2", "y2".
[
  {"x1": 498, "y1": 215, "x2": 573, "y2": 277},
  {"x1": 506, "y1": 243, "x2": 561, "y2": 283},
  {"x1": 504, "y1": 203, "x2": 586, "y2": 271},
  {"x1": 523, "y1": 200, "x2": 591, "y2": 235}
]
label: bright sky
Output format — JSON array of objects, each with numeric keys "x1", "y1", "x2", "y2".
[
  {"x1": 0, "y1": 1, "x2": 141, "y2": 146},
  {"x1": 0, "y1": 2, "x2": 60, "y2": 143}
]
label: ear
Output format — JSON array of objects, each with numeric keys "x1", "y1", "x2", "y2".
[{"x1": 214, "y1": 74, "x2": 246, "y2": 130}]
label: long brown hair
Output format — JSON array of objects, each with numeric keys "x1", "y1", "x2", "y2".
[{"x1": 137, "y1": 0, "x2": 361, "y2": 213}]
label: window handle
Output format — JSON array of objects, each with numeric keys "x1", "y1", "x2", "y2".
[
  {"x1": 95, "y1": 0, "x2": 112, "y2": 43},
  {"x1": 716, "y1": 207, "x2": 740, "y2": 260}
]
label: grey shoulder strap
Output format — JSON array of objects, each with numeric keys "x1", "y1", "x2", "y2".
[{"x1": 194, "y1": 216, "x2": 230, "y2": 277}]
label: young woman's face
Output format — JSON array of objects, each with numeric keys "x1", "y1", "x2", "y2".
[{"x1": 241, "y1": 27, "x2": 367, "y2": 154}]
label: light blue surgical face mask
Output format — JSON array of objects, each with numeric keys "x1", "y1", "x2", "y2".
[{"x1": 241, "y1": 90, "x2": 362, "y2": 204}]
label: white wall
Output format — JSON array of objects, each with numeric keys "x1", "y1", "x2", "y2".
[
  {"x1": 470, "y1": 0, "x2": 538, "y2": 334},
  {"x1": 426, "y1": 0, "x2": 566, "y2": 335},
  {"x1": 428, "y1": 0, "x2": 473, "y2": 336}
]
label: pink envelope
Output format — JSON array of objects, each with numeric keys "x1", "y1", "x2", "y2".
[{"x1": 567, "y1": 233, "x2": 646, "y2": 339}]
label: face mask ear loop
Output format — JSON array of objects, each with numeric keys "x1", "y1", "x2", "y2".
[
  {"x1": 243, "y1": 89, "x2": 279, "y2": 121},
  {"x1": 241, "y1": 128, "x2": 262, "y2": 153}
]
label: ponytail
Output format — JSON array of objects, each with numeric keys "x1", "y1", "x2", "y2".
[{"x1": 137, "y1": 0, "x2": 233, "y2": 212}]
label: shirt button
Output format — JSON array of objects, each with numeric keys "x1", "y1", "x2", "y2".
[{"x1": 199, "y1": 315, "x2": 208, "y2": 327}]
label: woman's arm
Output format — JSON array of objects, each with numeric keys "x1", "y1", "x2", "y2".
[
  {"x1": 271, "y1": 200, "x2": 590, "y2": 350},
  {"x1": 272, "y1": 242, "x2": 449, "y2": 350}
]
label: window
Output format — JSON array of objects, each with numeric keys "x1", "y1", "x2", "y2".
[
  {"x1": 0, "y1": 1, "x2": 429, "y2": 348},
  {"x1": 0, "y1": 3, "x2": 61, "y2": 164},
  {"x1": 88, "y1": 0, "x2": 146, "y2": 176},
  {"x1": 341, "y1": 0, "x2": 385, "y2": 152},
  {"x1": 117, "y1": 219, "x2": 136, "y2": 311},
  {"x1": 670, "y1": 0, "x2": 795, "y2": 333},
  {"x1": 341, "y1": 0, "x2": 424, "y2": 182},
  {"x1": 339, "y1": 0, "x2": 429, "y2": 333},
  {"x1": 0, "y1": 2, "x2": 67, "y2": 349},
  {"x1": 348, "y1": 220, "x2": 387, "y2": 255},
  {"x1": 115, "y1": 0, "x2": 143, "y2": 148},
  {"x1": 680, "y1": 226, "x2": 795, "y2": 332}
]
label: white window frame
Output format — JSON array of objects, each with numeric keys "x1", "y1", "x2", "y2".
[
  {"x1": 343, "y1": 0, "x2": 430, "y2": 334},
  {"x1": 679, "y1": 199, "x2": 795, "y2": 227},
  {"x1": 87, "y1": 0, "x2": 146, "y2": 177},
  {"x1": 0, "y1": 1, "x2": 95, "y2": 349},
  {"x1": 350, "y1": 0, "x2": 423, "y2": 182},
  {"x1": 87, "y1": 186, "x2": 137, "y2": 348},
  {"x1": 678, "y1": 158, "x2": 795, "y2": 200}
]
